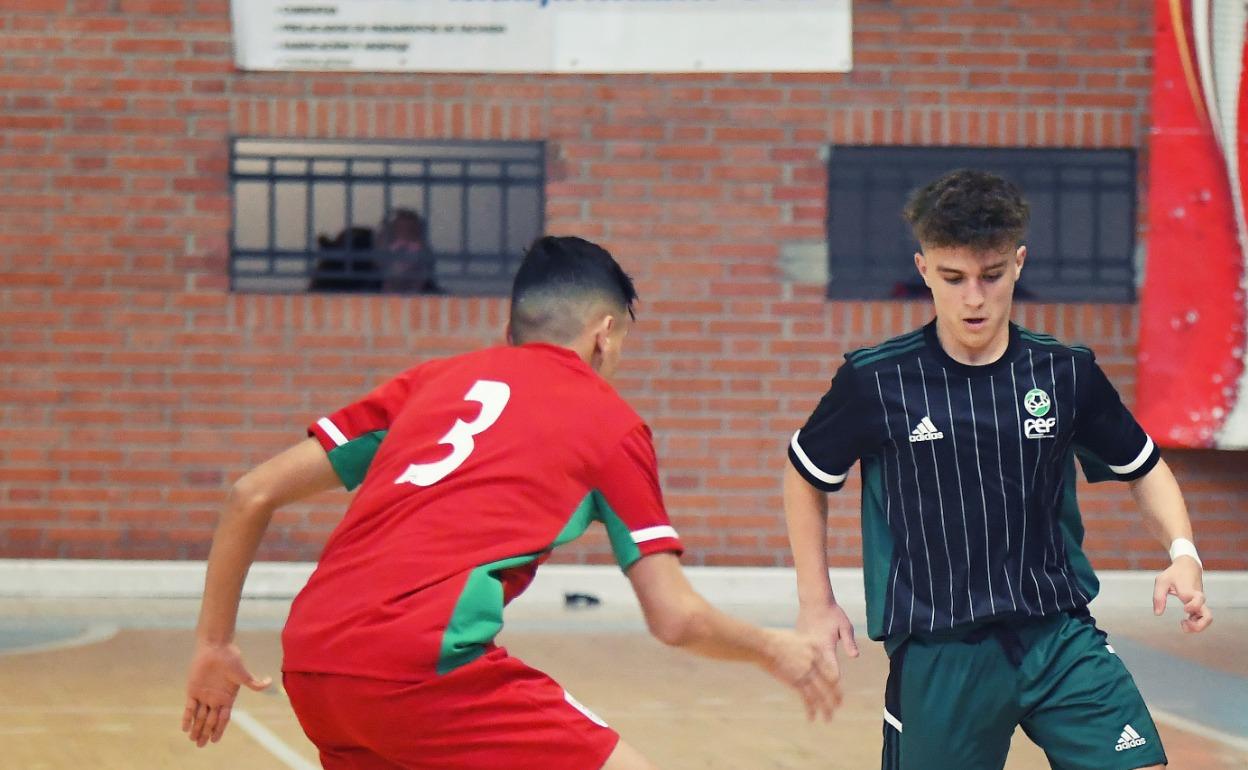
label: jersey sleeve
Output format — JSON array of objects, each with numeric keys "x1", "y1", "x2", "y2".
[
  {"x1": 788, "y1": 360, "x2": 875, "y2": 492},
  {"x1": 1072, "y1": 356, "x2": 1160, "y2": 483},
  {"x1": 593, "y1": 423, "x2": 684, "y2": 571},
  {"x1": 307, "y1": 367, "x2": 420, "y2": 490}
]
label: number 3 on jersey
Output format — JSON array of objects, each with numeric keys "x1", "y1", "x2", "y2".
[{"x1": 394, "y1": 380, "x2": 511, "y2": 487}]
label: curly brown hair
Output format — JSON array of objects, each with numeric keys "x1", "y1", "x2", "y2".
[{"x1": 903, "y1": 169, "x2": 1030, "y2": 251}]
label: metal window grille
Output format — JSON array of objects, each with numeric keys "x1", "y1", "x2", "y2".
[
  {"x1": 826, "y1": 146, "x2": 1138, "y2": 302},
  {"x1": 230, "y1": 138, "x2": 545, "y2": 296}
]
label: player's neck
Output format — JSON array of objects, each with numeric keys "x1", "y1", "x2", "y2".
[{"x1": 933, "y1": 317, "x2": 1011, "y2": 366}]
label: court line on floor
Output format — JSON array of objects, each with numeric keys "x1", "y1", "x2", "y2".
[
  {"x1": 0, "y1": 623, "x2": 118, "y2": 656},
  {"x1": 1153, "y1": 710, "x2": 1248, "y2": 754},
  {"x1": 232, "y1": 708, "x2": 319, "y2": 770}
]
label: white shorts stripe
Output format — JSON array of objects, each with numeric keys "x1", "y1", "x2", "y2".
[
  {"x1": 883, "y1": 708, "x2": 903, "y2": 733},
  {"x1": 316, "y1": 417, "x2": 350, "y2": 447},
  {"x1": 790, "y1": 430, "x2": 848, "y2": 486},
  {"x1": 631, "y1": 525, "x2": 678, "y2": 544},
  {"x1": 1108, "y1": 436, "x2": 1155, "y2": 475}
]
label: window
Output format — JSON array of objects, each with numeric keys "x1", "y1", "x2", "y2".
[
  {"x1": 230, "y1": 139, "x2": 545, "y2": 296},
  {"x1": 825, "y1": 146, "x2": 1138, "y2": 302}
]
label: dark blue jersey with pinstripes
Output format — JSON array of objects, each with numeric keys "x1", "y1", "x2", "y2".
[{"x1": 788, "y1": 321, "x2": 1160, "y2": 642}]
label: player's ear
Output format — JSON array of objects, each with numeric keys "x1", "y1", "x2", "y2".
[
  {"x1": 504, "y1": 320, "x2": 515, "y2": 345},
  {"x1": 1013, "y1": 245, "x2": 1027, "y2": 278},
  {"x1": 586, "y1": 313, "x2": 615, "y2": 371},
  {"x1": 592, "y1": 313, "x2": 616, "y2": 352},
  {"x1": 914, "y1": 251, "x2": 930, "y2": 286}
]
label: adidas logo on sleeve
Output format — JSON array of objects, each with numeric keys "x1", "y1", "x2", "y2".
[
  {"x1": 1115, "y1": 724, "x2": 1146, "y2": 751},
  {"x1": 908, "y1": 416, "x2": 944, "y2": 443}
]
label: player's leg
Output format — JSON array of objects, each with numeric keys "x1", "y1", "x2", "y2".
[
  {"x1": 883, "y1": 636, "x2": 1018, "y2": 770},
  {"x1": 1018, "y1": 613, "x2": 1167, "y2": 770},
  {"x1": 600, "y1": 739, "x2": 662, "y2": 770}
]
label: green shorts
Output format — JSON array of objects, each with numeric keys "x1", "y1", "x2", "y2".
[{"x1": 881, "y1": 612, "x2": 1167, "y2": 770}]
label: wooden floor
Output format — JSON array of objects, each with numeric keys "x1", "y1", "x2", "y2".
[{"x1": 0, "y1": 600, "x2": 1245, "y2": 769}]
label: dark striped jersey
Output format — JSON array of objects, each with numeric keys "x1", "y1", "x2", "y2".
[{"x1": 788, "y1": 321, "x2": 1160, "y2": 642}]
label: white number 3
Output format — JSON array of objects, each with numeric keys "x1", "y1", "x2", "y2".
[{"x1": 394, "y1": 379, "x2": 511, "y2": 487}]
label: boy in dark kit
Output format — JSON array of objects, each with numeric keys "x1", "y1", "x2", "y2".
[{"x1": 784, "y1": 170, "x2": 1211, "y2": 770}]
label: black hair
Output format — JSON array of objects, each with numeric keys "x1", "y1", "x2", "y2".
[
  {"x1": 903, "y1": 169, "x2": 1030, "y2": 252},
  {"x1": 508, "y1": 236, "x2": 638, "y2": 344}
]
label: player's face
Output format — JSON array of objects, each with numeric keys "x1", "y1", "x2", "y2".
[{"x1": 916, "y1": 244, "x2": 1025, "y2": 360}]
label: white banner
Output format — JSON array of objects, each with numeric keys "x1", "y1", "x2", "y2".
[{"x1": 230, "y1": 1, "x2": 852, "y2": 73}]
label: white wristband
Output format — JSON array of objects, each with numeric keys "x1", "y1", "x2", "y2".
[{"x1": 1169, "y1": 538, "x2": 1203, "y2": 568}]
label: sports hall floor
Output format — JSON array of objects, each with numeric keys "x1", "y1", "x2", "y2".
[{"x1": 1, "y1": 596, "x2": 1245, "y2": 769}]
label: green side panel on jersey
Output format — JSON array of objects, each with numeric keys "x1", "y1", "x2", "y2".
[
  {"x1": 437, "y1": 553, "x2": 537, "y2": 675},
  {"x1": 553, "y1": 492, "x2": 599, "y2": 548},
  {"x1": 594, "y1": 491, "x2": 643, "y2": 570},
  {"x1": 436, "y1": 492, "x2": 606, "y2": 675},
  {"x1": 860, "y1": 455, "x2": 896, "y2": 641},
  {"x1": 852, "y1": 340, "x2": 926, "y2": 368},
  {"x1": 1058, "y1": 450, "x2": 1100, "y2": 603},
  {"x1": 326, "y1": 430, "x2": 387, "y2": 491}
]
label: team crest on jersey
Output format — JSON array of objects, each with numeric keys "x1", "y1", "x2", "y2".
[
  {"x1": 1023, "y1": 388, "x2": 1051, "y2": 417},
  {"x1": 1023, "y1": 389, "x2": 1055, "y2": 439}
]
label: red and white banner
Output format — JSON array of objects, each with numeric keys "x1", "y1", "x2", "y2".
[{"x1": 1139, "y1": 0, "x2": 1248, "y2": 449}]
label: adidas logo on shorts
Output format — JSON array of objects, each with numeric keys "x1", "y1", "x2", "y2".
[{"x1": 1115, "y1": 724, "x2": 1146, "y2": 752}]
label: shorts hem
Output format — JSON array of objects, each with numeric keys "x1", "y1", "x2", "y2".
[{"x1": 1102, "y1": 750, "x2": 1167, "y2": 770}]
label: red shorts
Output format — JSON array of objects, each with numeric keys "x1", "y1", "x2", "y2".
[{"x1": 283, "y1": 648, "x2": 620, "y2": 770}]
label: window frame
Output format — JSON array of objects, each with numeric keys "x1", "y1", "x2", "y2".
[
  {"x1": 228, "y1": 136, "x2": 547, "y2": 296},
  {"x1": 824, "y1": 145, "x2": 1139, "y2": 303}
]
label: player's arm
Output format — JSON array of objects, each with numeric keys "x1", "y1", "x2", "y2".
[
  {"x1": 596, "y1": 424, "x2": 839, "y2": 720},
  {"x1": 784, "y1": 462, "x2": 860, "y2": 662},
  {"x1": 627, "y1": 552, "x2": 841, "y2": 721},
  {"x1": 1128, "y1": 459, "x2": 1211, "y2": 633},
  {"x1": 783, "y1": 362, "x2": 867, "y2": 663},
  {"x1": 185, "y1": 368, "x2": 417, "y2": 746},
  {"x1": 184, "y1": 438, "x2": 341, "y2": 747},
  {"x1": 1074, "y1": 355, "x2": 1210, "y2": 633}
]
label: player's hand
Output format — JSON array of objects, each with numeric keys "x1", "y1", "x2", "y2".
[
  {"x1": 1152, "y1": 557, "x2": 1212, "y2": 634},
  {"x1": 182, "y1": 639, "x2": 272, "y2": 747},
  {"x1": 761, "y1": 628, "x2": 842, "y2": 722},
  {"x1": 797, "y1": 600, "x2": 860, "y2": 667}
]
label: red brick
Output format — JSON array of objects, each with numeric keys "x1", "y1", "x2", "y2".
[
  {"x1": 7, "y1": 0, "x2": 67, "y2": 9},
  {"x1": 112, "y1": 38, "x2": 185, "y2": 54},
  {"x1": 2, "y1": 1, "x2": 1233, "y2": 567}
]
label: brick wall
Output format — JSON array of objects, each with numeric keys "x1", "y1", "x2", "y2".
[{"x1": 2, "y1": 0, "x2": 1245, "y2": 570}]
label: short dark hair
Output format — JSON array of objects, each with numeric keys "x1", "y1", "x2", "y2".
[
  {"x1": 508, "y1": 236, "x2": 638, "y2": 344},
  {"x1": 903, "y1": 169, "x2": 1030, "y2": 252}
]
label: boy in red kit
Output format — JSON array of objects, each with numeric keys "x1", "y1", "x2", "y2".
[{"x1": 183, "y1": 236, "x2": 840, "y2": 770}]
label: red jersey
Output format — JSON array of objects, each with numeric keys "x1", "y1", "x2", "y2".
[{"x1": 282, "y1": 343, "x2": 683, "y2": 682}]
